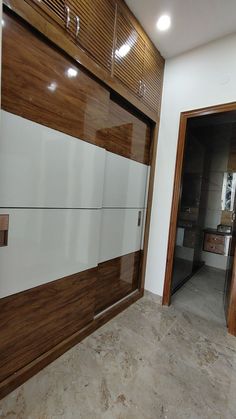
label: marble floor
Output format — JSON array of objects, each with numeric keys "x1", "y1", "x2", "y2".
[{"x1": 1, "y1": 266, "x2": 236, "y2": 418}]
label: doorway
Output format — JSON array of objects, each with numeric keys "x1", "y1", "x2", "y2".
[{"x1": 162, "y1": 102, "x2": 236, "y2": 336}]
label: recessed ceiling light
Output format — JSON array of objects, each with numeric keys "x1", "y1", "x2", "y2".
[{"x1": 156, "y1": 14, "x2": 171, "y2": 31}]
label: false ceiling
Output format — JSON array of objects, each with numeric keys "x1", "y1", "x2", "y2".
[{"x1": 125, "y1": 0, "x2": 236, "y2": 58}]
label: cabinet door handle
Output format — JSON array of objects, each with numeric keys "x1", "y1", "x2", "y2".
[
  {"x1": 137, "y1": 210, "x2": 142, "y2": 227},
  {"x1": 142, "y1": 82, "x2": 146, "y2": 98},
  {"x1": 65, "y1": 5, "x2": 71, "y2": 29},
  {"x1": 75, "y1": 15, "x2": 80, "y2": 37},
  {"x1": 138, "y1": 80, "x2": 142, "y2": 97}
]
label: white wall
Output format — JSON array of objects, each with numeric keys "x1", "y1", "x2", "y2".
[
  {"x1": 145, "y1": 33, "x2": 236, "y2": 296},
  {"x1": 0, "y1": 0, "x2": 2, "y2": 108}
]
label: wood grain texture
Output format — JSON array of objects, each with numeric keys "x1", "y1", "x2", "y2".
[
  {"x1": 221, "y1": 210, "x2": 233, "y2": 226},
  {"x1": 0, "y1": 215, "x2": 9, "y2": 231},
  {"x1": 96, "y1": 251, "x2": 141, "y2": 314},
  {"x1": 114, "y1": 5, "x2": 145, "y2": 96},
  {"x1": 2, "y1": 11, "x2": 109, "y2": 149},
  {"x1": 102, "y1": 99, "x2": 151, "y2": 165},
  {"x1": 2, "y1": 11, "x2": 151, "y2": 165},
  {"x1": 143, "y1": 43, "x2": 165, "y2": 114},
  {"x1": 3, "y1": 1, "x2": 160, "y2": 122},
  {"x1": 0, "y1": 268, "x2": 97, "y2": 383},
  {"x1": 30, "y1": 0, "x2": 66, "y2": 28},
  {"x1": 162, "y1": 102, "x2": 236, "y2": 312},
  {"x1": 0, "y1": 289, "x2": 142, "y2": 400},
  {"x1": 68, "y1": 0, "x2": 116, "y2": 71},
  {"x1": 0, "y1": 215, "x2": 9, "y2": 247}
]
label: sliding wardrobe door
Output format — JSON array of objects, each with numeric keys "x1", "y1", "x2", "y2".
[
  {"x1": 0, "y1": 10, "x2": 110, "y2": 381},
  {"x1": 96, "y1": 103, "x2": 151, "y2": 314}
]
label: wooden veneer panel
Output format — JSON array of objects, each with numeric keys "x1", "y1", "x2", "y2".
[
  {"x1": 0, "y1": 268, "x2": 97, "y2": 383},
  {"x1": 96, "y1": 250, "x2": 141, "y2": 314},
  {"x1": 2, "y1": 10, "x2": 151, "y2": 165},
  {"x1": 2, "y1": 11, "x2": 109, "y2": 149}
]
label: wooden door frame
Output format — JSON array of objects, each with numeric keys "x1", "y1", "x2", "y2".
[{"x1": 162, "y1": 101, "x2": 236, "y2": 335}]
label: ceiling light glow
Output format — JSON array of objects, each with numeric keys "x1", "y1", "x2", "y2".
[
  {"x1": 156, "y1": 14, "x2": 171, "y2": 31},
  {"x1": 48, "y1": 82, "x2": 57, "y2": 92},
  {"x1": 67, "y1": 67, "x2": 78, "y2": 78},
  {"x1": 116, "y1": 44, "x2": 131, "y2": 58}
]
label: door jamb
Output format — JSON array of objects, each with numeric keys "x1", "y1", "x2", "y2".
[{"x1": 162, "y1": 101, "x2": 236, "y2": 335}]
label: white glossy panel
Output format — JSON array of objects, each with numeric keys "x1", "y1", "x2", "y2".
[
  {"x1": 0, "y1": 111, "x2": 105, "y2": 208},
  {"x1": 99, "y1": 208, "x2": 144, "y2": 263},
  {"x1": 102, "y1": 152, "x2": 149, "y2": 208},
  {"x1": 0, "y1": 209, "x2": 101, "y2": 298}
]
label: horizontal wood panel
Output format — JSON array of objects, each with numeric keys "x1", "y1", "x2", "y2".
[
  {"x1": 0, "y1": 268, "x2": 97, "y2": 383},
  {"x1": 2, "y1": 11, "x2": 151, "y2": 165},
  {"x1": 204, "y1": 233, "x2": 225, "y2": 245},
  {"x1": 0, "y1": 290, "x2": 142, "y2": 401},
  {"x1": 2, "y1": 11, "x2": 109, "y2": 149},
  {"x1": 30, "y1": 0, "x2": 66, "y2": 27},
  {"x1": 114, "y1": 6, "x2": 145, "y2": 95},
  {"x1": 3, "y1": 1, "x2": 160, "y2": 122},
  {"x1": 203, "y1": 242, "x2": 225, "y2": 255},
  {"x1": 96, "y1": 251, "x2": 141, "y2": 314},
  {"x1": 69, "y1": 0, "x2": 116, "y2": 71},
  {"x1": 103, "y1": 99, "x2": 151, "y2": 165},
  {"x1": 143, "y1": 44, "x2": 164, "y2": 113}
]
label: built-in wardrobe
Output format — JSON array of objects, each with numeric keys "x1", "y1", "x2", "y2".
[{"x1": 0, "y1": 1, "x2": 164, "y2": 398}]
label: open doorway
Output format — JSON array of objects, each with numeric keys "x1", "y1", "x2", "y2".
[{"x1": 162, "y1": 102, "x2": 236, "y2": 336}]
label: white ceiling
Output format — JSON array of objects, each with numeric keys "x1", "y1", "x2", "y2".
[{"x1": 125, "y1": 0, "x2": 236, "y2": 58}]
